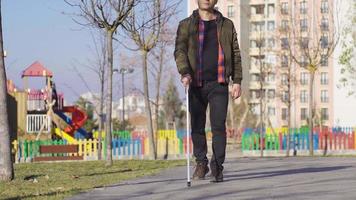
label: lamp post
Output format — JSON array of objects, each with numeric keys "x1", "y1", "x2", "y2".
[{"x1": 114, "y1": 67, "x2": 134, "y2": 131}]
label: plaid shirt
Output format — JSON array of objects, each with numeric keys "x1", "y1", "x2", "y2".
[{"x1": 196, "y1": 19, "x2": 225, "y2": 87}]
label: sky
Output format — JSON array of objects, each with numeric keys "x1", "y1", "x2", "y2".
[
  {"x1": 2, "y1": 0, "x2": 188, "y2": 103},
  {"x1": 2, "y1": 0, "x2": 355, "y2": 127}
]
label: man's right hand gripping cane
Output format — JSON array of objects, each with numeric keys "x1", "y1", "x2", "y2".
[{"x1": 181, "y1": 74, "x2": 192, "y2": 88}]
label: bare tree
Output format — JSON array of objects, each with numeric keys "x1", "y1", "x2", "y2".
[
  {"x1": 251, "y1": 30, "x2": 274, "y2": 157},
  {"x1": 338, "y1": 1, "x2": 356, "y2": 97},
  {"x1": 124, "y1": 0, "x2": 181, "y2": 159},
  {"x1": 148, "y1": 26, "x2": 175, "y2": 137},
  {"x1": 0, "y1": 1, "x2": 14, "y2": 181},
  {"x1": 76, "y1": 30, "x2": 107, "y2": 160},
  {"x1": 65, "y1": 0, "x2": 137, "y2": 166},
  {"x1": 282, "y1": 0, "x2": 340, "y2": 155}
]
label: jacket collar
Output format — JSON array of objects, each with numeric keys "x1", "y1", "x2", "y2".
[{"x1": 190, "y1": 9, "x2": 224, "y2": 24}]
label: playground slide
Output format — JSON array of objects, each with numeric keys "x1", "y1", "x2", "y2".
[
  {"x1": 54, "y1": 128, "x2": 78, "y2": 144},
  {"x1": 55, "y1": 106, "x2": 89, "y2": 138}
]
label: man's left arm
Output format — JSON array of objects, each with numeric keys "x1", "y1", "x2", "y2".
[
  {"x1": 231, "y1": 24, "x2": 242, "y2": 99},
  {"x1": 232, "y1": 24, "x2": 242, "y2": 85}
]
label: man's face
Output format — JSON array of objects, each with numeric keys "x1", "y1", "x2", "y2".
[{"x1": 197, "y1": 0, "x2": 218, "y2": 11}]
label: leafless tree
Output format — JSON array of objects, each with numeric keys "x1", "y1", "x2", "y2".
[
  {"x1": 65, "y1": 0, "x2": 138, "y2": 166},
  {"x1": 148, "y1": 25, "x2": 176, "y2": 144},
  {"x1": 282, "y1": 0, "x2": 340, "y2": 155},
  {"x1": 251, "y1": 30, "x2": 274, "y2": 157},
  {"x1": 0, "y1": 1, "x2": 14, "y2": 181},
  {"x1": 123, "y1": 0, "x2": 181, "y2": 159},
  {"x1": 74, "y1": 30, "x2": 107, "y2": 160}
]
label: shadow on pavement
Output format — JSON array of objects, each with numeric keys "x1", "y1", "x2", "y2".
[{"x1": 224, "y1": 166, "x2": 352, "y2": 182}]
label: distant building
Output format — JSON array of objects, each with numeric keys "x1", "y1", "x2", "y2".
[{"x1": 81, "y1": 90, "x2": 163, "y2": 129}]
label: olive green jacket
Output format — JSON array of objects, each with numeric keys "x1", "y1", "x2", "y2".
[{"x1": 174, "y1": 9, "x2": 242, "y2": 84}]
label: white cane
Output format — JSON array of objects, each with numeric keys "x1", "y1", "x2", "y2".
[{"x1": 185, "y1": 86, "x2": 191, "y2": 187}]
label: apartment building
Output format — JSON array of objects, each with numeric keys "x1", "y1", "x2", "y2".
[{"x1": 188, "y1": 0, "x2": 335, "y2": 128}]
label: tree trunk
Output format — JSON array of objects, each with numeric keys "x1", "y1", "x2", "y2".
[
  {"x1": 309, "y1": 71, "x2": 315, "y2": 156},
  {"x1": 0, "y1": 0, "x2": 14, "y2": 181},
  {"x1": 259, "y1": 62, "x2": 264, "y2": 158},
  {"x1": 105, "y1": 30, "x2": 114, "y2": 166},
  {"x1": 98, "y1": 68, "x2": 105, "y2": 160},
  {"x1": 286, "y1": 66, "x2": 292, "y2": 157},
  {"x1": 154, "y1": 46, "x2": 164, "y2": 153},
  {"x1": 142, "y1": 50, "x2": 156, "y2": 159},
  {"x1": 259, "y1": 87, "x2": 264, "y2": 158}
]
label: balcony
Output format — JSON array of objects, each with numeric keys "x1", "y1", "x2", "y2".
[
  {"x1": 249, "y1": 81, "x2": 260, "y2": 89},
  {"x1": 250, "y1": 14, "x2": 265, "y2": 22},
  {"x1": 249, "y1": 0, "x2": 266, "y2": 5},
  {"x1": 249, "y1": 48, "x2": 264, "y2": 56}
]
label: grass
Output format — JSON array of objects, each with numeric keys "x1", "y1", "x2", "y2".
[{"x1": 0, "y1": 159, "x2": 185, "y2": 200}]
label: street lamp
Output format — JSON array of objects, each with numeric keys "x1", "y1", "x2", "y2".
[{"x1": 114, "y1": 67, "x2": 134, "y2": 131}]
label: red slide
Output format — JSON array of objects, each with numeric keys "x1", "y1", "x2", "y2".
[{"x1": 62, "y1": 106, "x2": 88, "y2": 135}]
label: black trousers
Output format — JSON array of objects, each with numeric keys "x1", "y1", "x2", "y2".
[{"x1": 189, "y1": 81, "x2": 228, "y2": 171}]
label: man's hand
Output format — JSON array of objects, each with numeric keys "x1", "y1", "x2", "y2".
[
  {"x1": 231, "y1": 84, "x2": 241, "y2": 99},
  {"x1": 181, "y1": 75, "x2": 192, "y2": 88}
]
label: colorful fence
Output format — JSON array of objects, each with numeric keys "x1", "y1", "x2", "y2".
[
  {"x1": 12, "y1": 130, "x2": 194, "y2": 162},
  {"x1": 242, "y1": 127, "x2": 356, "y2": 151}
]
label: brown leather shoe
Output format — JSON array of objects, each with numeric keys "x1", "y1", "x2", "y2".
[
  {"x1": 209, "y1": 162, "x2": 224, "y2": 182},
  {"x1": 210, "y1": 169, "x2": 223, "y2": 183},
  {"x1": 192, "y1": 162, "x2": 209, "y2": 180}
]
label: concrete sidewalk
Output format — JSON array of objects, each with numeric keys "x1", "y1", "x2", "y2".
[{"x1": 68, "y1": 157, "x2": 356, "y2": 200}]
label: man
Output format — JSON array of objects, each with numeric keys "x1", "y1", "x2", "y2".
[{"x1": 174, "y1": 0, "x2": 242, "y2": 182}]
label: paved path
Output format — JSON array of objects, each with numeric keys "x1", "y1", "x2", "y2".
[{"x1": 68, "y1": 157, "x2": 356, "y2": 200}]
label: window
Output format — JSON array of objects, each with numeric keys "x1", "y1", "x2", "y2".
[
  {"x1": 250, "y1": 39, "x2": 265, "y2": 48},
  {"x1": 251, "y1": 22, "x2": 265, "y2": 32},
  {"x1": 321, "y1": 72, "x2": 328, "y2": 85},
  {"x1": 321, "y1": 36, "x2": 328, "y2": 48},
  {"x1": 282, "y1": 91, "x2": 289, "y2": 102},
  {"x1": 267, "y1": 21, "x2": 275, "y2": 31},
  {"x1": 268, "y1": 107, "x2": 276, "y2": 116},
  {"x1": 228, "y1": 5, "x2": 235, "y2": 18},
  {"x1": 300, "y1": 37, "x2": 309, "y2": 49},
  {"x1": 281, "y1": 38, "x2": 289, "y2": 49},
  {"x1": 267, "y1": 38, "x2": 275, "y2": 48},
  {"x1": 267, "y1": 73, "x2": 275, "y2": 82},
  {"x1": 321, "y1": 17, "x2": 329, "y2": 31},
  {"x1": 301, "y1": 56, "x2": 308, "y2": 67},
  {"x1": 282, "y1": 108, "x2": 288, "y2": 120},
  {"x1": 321, "y1": 55, "x2": 328, "y2": 66},
  {"x1": 300, "y1": 72, "x2": 309, "y2": 85},
  {"x1": 251, "y1": 5, "x2": 265, "y2": 15},
  {"x1": 281, "y1": 20, "x2": 289, "y2": 31},
  {"x1": 281, "y1": 55, "x2": 288, "y2": 67},
  {"x1": 250, "y1": 90, "x2": 260, "y2": 99},
  {"x1": 300, "y1": 90, "x2": 308, "y2": 103},
  {"x1": 321, "y1": 90, "x2": 329, "y2": 102},
  {"x1": 301, "y1": 108, "x2": 308, "y2": 120},
  {"x1": 268, "y1": 4, "x2": 275, "y2": 16},
  {"x1": 281, "y1": 74, "x2": 288, "y2": 85},
  {"x1": 300, "y1": 1, "x2": 307, "y2": 14},
  {"x1": 300, "y1": 19, "x2": 308, "y2": 32},
  {"x1": 281, "y1": 2, "x2": 288, "y2": 14},
  {"x1": 251, "y1": 56, "x2": 259, "y2": 66},
  {"x1": 268, "y1": 89, "x2": 275, "y2": 99},
  {"x1": 321, "y1": 0, "x2": 328, "y2": 13},
  {"x1": 321, "y1": 108, "x2": 329, "y2": 120}
]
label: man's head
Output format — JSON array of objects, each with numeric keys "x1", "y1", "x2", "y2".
[{"x1": 197, "y1": 0, "x2": 218, "y2": 11}]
